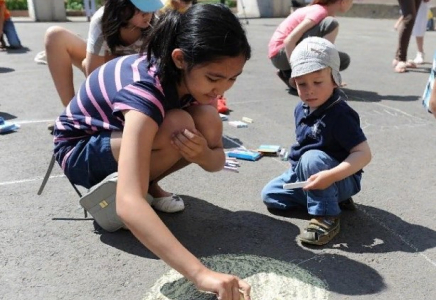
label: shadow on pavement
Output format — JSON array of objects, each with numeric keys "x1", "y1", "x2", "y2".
[
  {"x1": 326, "y1": 204, "x2": 436, "y2": 254},
  {"x1": 98, "y1": 196, "x2": 386, "y2": 296},
  {"x1": 2, "y1": 46, "x2": 31, "y2": 54},
  {"x1": 0, "y1": 112, "x2": 17, "y2": 120},
  {"x1": 0, "y1": 67, "x2": 15, "y2": 73},
  {"x1": 343, "y1": 88, "x2": 421, "y2": 102}
]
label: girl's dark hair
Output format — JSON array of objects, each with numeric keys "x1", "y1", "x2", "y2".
[
  {"x1": 101, "y1": 0, "x2": 154, "y2": 54},
  {"x1": 144, "y1": 3, "x2": 251, "y2": 85}
]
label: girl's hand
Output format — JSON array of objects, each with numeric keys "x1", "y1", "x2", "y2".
[
  {"x1": 171, "y1": 129, "x2": 209, "y2": 164},
  {"x1": 194, "y1": 269, "x2": 251, "y2": 300},
  {"x1": 303, "y1": 170, "x2": 335, "y2": 191}
]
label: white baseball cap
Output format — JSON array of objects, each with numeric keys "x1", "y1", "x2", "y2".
[
  {"x1": 290, "y1": 37, "x2": 342, "y2": 86},
  {"x1": 130, "y1": 0, "x2": 164, "y2": 12}
]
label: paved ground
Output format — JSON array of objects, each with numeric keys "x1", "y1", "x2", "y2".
[{"x1": 1, "y1": 15, "x2": 436, "y2": 300}]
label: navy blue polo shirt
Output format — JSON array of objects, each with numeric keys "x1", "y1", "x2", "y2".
[{"x1": 288, "y1": 88, "x2": 367, "y2": 174}]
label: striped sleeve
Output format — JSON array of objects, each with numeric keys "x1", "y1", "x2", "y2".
[{"x1": 112, "y1": 81, "x2": 166, "y2": 126}]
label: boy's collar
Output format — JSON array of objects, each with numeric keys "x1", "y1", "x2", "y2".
[{"x1": 302, "y1": 88, "x2": 346, "y2": 117}]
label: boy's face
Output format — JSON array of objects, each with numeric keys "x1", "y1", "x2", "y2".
[{"x1": 294, "y1": 68, "x2": 337, "y2": 110}]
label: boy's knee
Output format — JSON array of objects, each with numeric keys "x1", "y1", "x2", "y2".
[{"x1": 298, "y1": 150, "x2": 332, "y2": 174}]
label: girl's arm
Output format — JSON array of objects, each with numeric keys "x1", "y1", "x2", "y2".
[
  {"x1": 304, "y1": 141, "x2": 372, "y2": 190},
  {"x1": 83, "y1": 52, "x2": 106, "y2": 76},
  {"x1": 283, "y1": 18, "x2": 317, "y2": 60},
  {"x1": 117, "y1": 110, "x2": 208, "y2": 277},
  {"x1": 116, "y1": 110, "x2": 249, "y2": 299}
]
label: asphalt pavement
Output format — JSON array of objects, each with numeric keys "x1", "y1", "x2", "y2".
[{"x1": 1, "y1": 14, "x2": 436, "y2": 300}]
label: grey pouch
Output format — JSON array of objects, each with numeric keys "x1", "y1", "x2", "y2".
[{"x1": 79, "y1": 172, "x2": 124, "y2": 232}]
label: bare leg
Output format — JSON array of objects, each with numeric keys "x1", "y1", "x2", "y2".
[
  {"x1": 150, "y1": 105, "x2": 223, "y2": 197},
  {"x1": 323, "y1": 26, "x2": 339, "y2": 44},
  {"x1": 45, "y1": 26, "x2": 87, "y2": 107},
  {"x1": 416, "y1": 36, "x2": 424, "y2": 53},
  {"x1": 111, "y1": 106, "x2": 223, "y2": 198}
]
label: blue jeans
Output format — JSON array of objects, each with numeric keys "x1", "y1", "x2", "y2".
[
  {"x1": 58, "y1": 131, "x2": 118, "y2": 189},
  {"x1": 3, "y1": 19, "x2": 22, "y2": 48},
  {"x1": 261, "y1": 150, "x2": 361, "y2": 216}
]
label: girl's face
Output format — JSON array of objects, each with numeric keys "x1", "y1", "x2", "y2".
[
  {"x1": 339, "y1": 0, "x2": 353, "y2": 13},
  {"x1": 129, "y1": 11, "x2": 153, "y2": 28},
  {"x1": 176, "y1": 54, "x2": 246, "y2": 105},
  {"x1": 294, "y1": 68, "x2": 337, "y2": 110}
]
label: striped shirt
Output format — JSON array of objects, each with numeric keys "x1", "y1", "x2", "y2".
[{"x1": 53, "y1": 54, "x2": 193, "y2": 170}]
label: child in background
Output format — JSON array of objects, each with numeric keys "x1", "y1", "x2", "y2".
[
  {"x1": 0, "y1": 0, "x2": 22, "y2": 49},
  {"x1": 44, "y1": 0, "x2": 158, "y2": 108},
  {"x1": 159, "y1": 0, "x2": 193, "y2": 14},
  {"x1": 261, "y1": 37, "x2": 371, "y2": 246},
  {"x1": 268, "y1": 0, "x2": 353, "y2": 89},
  {"x1": 53, "y1": 4, "x2": 252, "y2": 299}
]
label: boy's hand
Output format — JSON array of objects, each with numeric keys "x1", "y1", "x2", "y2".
[
  {"x1": 171, "y1": 128, "x2": 209, "y2": 164},
  {"x1": 303, "y1": 170, "x2": 335, "y2": 190}
]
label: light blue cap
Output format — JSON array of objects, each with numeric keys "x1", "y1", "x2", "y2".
[{"x1": 130, "y1": 0, "x2": 164, "y2": 12}]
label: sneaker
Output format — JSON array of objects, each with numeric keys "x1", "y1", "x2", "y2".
[
  {"x1": 299, "y1": 216, "x2": 340, "y2": 245},
  {"x1": 413, "y1": 52, "x2": 424, "y2": 65},
  {"x1": 339, "y1": 197, "x2": 357, "y2": 211},
  {"x1": 34, "y1": 50, "x2": 47, "y2": 65},
  {"x1": 150, "y1": 194, "x2": 185, "y2": 213}
]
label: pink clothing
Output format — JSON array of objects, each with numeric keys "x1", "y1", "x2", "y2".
[{"x1": 268, "y1": 4, "x2": 329, "y2": 58}]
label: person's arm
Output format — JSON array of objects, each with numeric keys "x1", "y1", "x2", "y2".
[
  {"x1": 283, "y1": 18, "x2": 317, "y2": 60},
  {"x1": 429, "y1": 79, "x2": 436, "y2": 118},
  {"x1": 116, "y1": 110, "x2": 250, "y2": 300},
  {"x1": 83, "y1": 52, "x2": 106, "y2": 76},
  {"x1": 304, "y1": 141, "x2": 372, "y2": 190}
]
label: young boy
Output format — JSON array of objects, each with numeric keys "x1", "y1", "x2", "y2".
[{"x1": 261, "y1": 37, "x2": 371, "y2": 246}]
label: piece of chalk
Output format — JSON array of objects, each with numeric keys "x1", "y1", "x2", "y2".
[
  {"x1": 242, "y1": 117, "x2": 253, "y2": 123},
  {"x1": 224, "y1": 166, "x2": 239, "y2": 173}
]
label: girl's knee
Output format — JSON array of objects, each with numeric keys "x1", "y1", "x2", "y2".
[
  {"x1": 321, "y1": 17, "x2": 339, "y2": 34},
  {"x1": 187, "y1": 105, "x2": 222, "y2": 146},
  {"x1": 159, "y1": 109, "x2": 195, "y2": 137},
  {"x1": 45, "y1": 26, "x2": 68, "y2": 47}
]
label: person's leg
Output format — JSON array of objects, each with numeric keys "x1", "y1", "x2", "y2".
[
  {"x1": 302, "y1": 16, "x2": 339, "y2": 42},
  {"x1": 44, "y1": 26, "x2": 87, "y2": 107},
  {"x1": 84, "y1": 0, "x2": 91, "y2": 21},
  {"x1": 149, "y1": 104, "x2": 223, "y2": 197},
  {"x1": 395, "y1": 0, "x2": 421, "y2": 71},
  {"x1": 294, "y1": 149, "x2": 361, "y2": 216},
  {"x1": 110, "y1": 109, "x2": 194, "y2": 186},
  {"x1": 261, "y1": 167, "x2": 307, "y2": 210},
  {"x1": 2, "y1": 19, "x2": 22, "y2": 48},
  {"x1": 338, "y1": 51, "x2": 351, "y2": 72},
  {"x1": 111, "y1": 105, "x2": 222, "y2": 198},
  {"x1": 90, "y1": 0, "x2": 96, "y2": 15},
  {"x1": 295, "y1": 149, "x2": 361, "y2": 245},
  {"x1": 412, "y1": 1, "x2": 428, "y2": 64}
]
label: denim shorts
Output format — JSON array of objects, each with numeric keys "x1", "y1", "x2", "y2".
[{"x1": 62, "y1": 131, "x2": 118, "y2": 189}]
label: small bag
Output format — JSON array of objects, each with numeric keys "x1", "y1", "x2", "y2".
[
  {"x1": 79, "y1": 172, "x2": 124, "y2": 232},
  {"x1": 422, "y1": 51, "x2": 436, "y2": 113}
]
